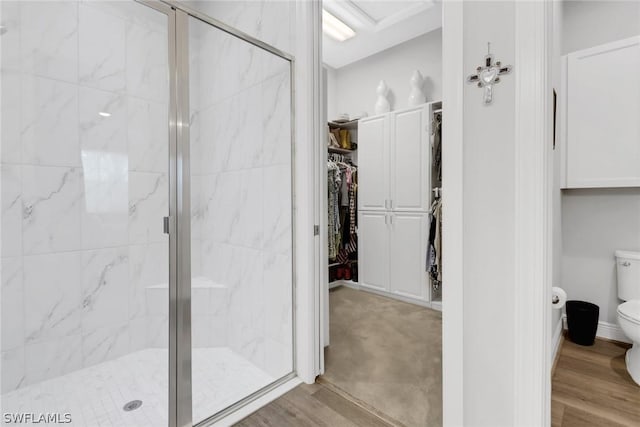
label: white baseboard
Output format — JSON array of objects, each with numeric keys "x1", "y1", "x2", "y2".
[
  {"x1": 333, "y1": 280, "x2": 441, "y2": 310},
  {"x1": 562, "y1": 315, "x2": 631, "y2": 344},
  {"x1": 552, "y1": 317, "x2": 564, "y2": 361}
]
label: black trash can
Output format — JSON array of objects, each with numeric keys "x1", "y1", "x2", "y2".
[{"x1": 566, "y1": 300, "x2": 599, "y2": 346}]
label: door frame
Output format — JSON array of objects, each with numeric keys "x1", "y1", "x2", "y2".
[
  {"x1": 441, "y1": 2, "x2": 464, "y2": 425},
  {"x1": 137, "y1": 1, "x2": 305, "y2": 426},
  {"x1": 312, "y1": 1, "x2": 553, "y2": 426},
  {"x1": 512, "y1": 1, "x2": 553, "y2": 425}
]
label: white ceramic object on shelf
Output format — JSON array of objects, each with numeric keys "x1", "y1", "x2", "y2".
[
  {"x1": 408, "y1": 70, "x2": 426, "y2": 106},
  {"x1": 374, "y1": 80, "x2": 390, "y2": 115}
]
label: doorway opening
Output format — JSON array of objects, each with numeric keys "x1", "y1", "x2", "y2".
[
  {"x1": 319, "y1": 1, "x2": 444, "y2": 425},
  {"x1": 550, "y1": 1, "x2": 640, "y2": 425}
]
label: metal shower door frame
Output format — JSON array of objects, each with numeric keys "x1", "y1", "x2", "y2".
[{"x1": 135, "y1": 1, "x2": 297, "y2": 426}]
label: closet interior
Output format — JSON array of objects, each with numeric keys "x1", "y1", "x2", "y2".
[
  {"x1": 320, "y1": 1, "x2": 444, "y2": 425},
  {"x1": 327, "y1": 102, "x2": 443, "y2": 308}
]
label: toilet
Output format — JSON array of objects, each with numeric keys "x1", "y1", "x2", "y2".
[{"x1": 615, "y1": 250, "x2": 640, "y2": 385}]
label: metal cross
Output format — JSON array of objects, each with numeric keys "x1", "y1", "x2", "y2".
[{"x1": 467, "y1": 43, "x2": 512, "y2": 104}]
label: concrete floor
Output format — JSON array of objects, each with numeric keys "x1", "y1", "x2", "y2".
[{"x1": 321, "y1": 286, "x2": 443, "y2": 427}]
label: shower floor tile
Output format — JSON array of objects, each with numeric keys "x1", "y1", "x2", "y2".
[{"x1": 1, "y1": 348, "x2": 275, "y2": 427}]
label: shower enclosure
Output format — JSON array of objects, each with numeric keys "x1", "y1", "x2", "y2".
[{"x1": 0, "y1": 1, "x2": 294, "y2": 425}]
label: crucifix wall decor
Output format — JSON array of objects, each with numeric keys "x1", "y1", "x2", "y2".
[{"x1": 467, "y1": 43, "x2": 512, "y2": 105}]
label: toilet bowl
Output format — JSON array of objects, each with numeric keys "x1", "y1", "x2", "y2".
[
  {"x1": 615, "y1": 250, "x2": 640, "y2": 386},
  {"x1": 617, "y1": 300, "x2": 640, "y2": 385}
]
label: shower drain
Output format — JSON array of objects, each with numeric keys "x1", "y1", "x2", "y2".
[{"x1": 123, "y1": 400, "x2": 143, "y2": 412}]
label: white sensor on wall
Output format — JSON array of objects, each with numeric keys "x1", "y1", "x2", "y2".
[{"x1": 322, "y1": 9, "x2": 356, "y2": 42}]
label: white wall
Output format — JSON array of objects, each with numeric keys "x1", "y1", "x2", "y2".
[
  {"x1": 326, "y1": 29, "x2": 442, "y2": 120},
  {"x1": 560, "y1": 1, "x2": 640, "y2": 326},
  {"x1": 462, "y1": 2, "x2": 516, "y2": 425},
  {"x1": 562, "y1": 190, "x2": 640, "y2": 324},
  {"x1": 562, "y1": 0, "x2": 640, "y2": 54},
  {"x1": 325, "y1": 66, "x2": 338, "y2": 123}
]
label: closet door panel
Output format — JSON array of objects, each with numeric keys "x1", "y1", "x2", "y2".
[
  {"x1": 391, "y1": 106, "x2": 429, "y2": 211},
  {"x1": 358, "y1": 211, "x2": 389, "y2": 292},
  {"x1": 389, "y1": 213, "x2": 428, "y2": 301},
  {"x1": 567, "y1": 36, "x2": 640, "y2": 188},
  {"x1": 358, "y1": 115, "x2": 389, "y2": 211}
]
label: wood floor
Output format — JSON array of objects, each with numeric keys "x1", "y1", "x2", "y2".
[
  {"x1": 552, "y1": 337, "x2": 640, "y2": 427},
  {"x1": 234, "y1": 382, "x2": 395, "y2": 427},
  {"x1": 237, "y1": 328, "x2": 640, "y2": 427}
]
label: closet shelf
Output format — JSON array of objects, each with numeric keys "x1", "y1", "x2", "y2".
[
  {"x1": 328, "y1": 119, "x2": 359, "y2": 129},
  {"x1": 328, "y1": 147, "x2": 356, "y2": 154},
  {"x1": 328, "y1": 260, "x2": 357, "y2": 267}
]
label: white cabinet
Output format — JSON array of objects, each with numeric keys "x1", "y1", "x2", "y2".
[
  {"x1": 358, "y1": 105, "x2": 430, "y2": 212},
  {"x1": 358, "y1": 115, "x2": 389, "y2": 210},
  {"x1": 357, "y1": 103, "x2": 433, "y2": 305},
  {"x1": 391, "y1": 106, "x2": 430, "y2": 211},
  {"x1": 564, "y1": 36, "x2": 640, "y2": 188},
  {"x1": 358, "y1": 211, "x2": 429, "y2": 303},
  {"x1": 358, "y1": 212, "x2": 389, "y2": 292},
  {"x1": 389, "y1": 213, "x2": 429, "y2": 301}
]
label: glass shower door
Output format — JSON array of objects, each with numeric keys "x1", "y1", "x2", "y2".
[
  {"x1": 185, "y1": 12, "x2": 295, "y2": 424},
  {"x1": 0, "y1": 1, "x2": 173, "y2": 425}
]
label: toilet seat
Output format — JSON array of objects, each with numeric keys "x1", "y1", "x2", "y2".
[{"x1": 618, "y1": 300, "x2": 640, "y2": 325}]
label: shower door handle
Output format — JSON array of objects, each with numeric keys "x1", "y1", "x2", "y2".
[{"x1": 163, "y1": 216, "x2": 174, "y2": 235}]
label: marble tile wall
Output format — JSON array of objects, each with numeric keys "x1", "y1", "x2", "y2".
[
  {"x1": 187, "y1": 3, "x2": 294, "y2": 379},
  {"x1": 0, "y1": 1, "x2": 170, "y2": 392},
  {"x1": 1, "y1": 0, "x2": 296, "y2": 394}
]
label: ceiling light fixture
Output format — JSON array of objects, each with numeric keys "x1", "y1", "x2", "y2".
[
  {"x1": 98, "y1": 112, "x2": 111, "y2": 117},
  {"x1": 322, "y1": 9, "x2": 356, "y2": 42}
]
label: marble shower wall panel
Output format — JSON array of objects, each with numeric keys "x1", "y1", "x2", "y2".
[
  {"x1": 180, "y1": 0, "x2": 294, "y2": 55},
  {"x1": 0, "y1": 1, "x2": 170, "y2": 392},
  {"x1": 188, "y1": 9, "x2": 293, "y2": 378}
]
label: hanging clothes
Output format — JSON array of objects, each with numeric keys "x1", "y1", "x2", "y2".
[
  {"x1": 328, "y1": 161, "x2": 341, "y2": 260},
  {"x1": 427, "y1": 197, "x2": 442, "y2": 290},
  {"x1": 328, "y1": 156, "x2": 358, "y2": 263},
  {"x1": 432, "y1": 113, "x2": 442, "y2": 184},
  {"x1": 336, "y1": 168, "x2": 357, "y2": 264}
]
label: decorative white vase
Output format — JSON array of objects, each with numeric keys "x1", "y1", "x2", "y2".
[
  {"x1": 408, "y1": 70, "x2": 426, "y2": 106},
  {"x1": 374, "y1": 80, "x2": 391, "y2": 115}
]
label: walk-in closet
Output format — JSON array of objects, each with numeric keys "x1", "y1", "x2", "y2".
[{"x1": 320, "y1": 2, "x2": 444, "y2": 425}]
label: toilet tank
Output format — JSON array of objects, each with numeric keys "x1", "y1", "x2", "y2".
[{"x1": 616, "y1": 250, "x2": 640, "y2": 301}]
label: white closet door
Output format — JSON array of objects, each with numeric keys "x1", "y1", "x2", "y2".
[
  {"x1": 567, "y1": 36, "x2": 640, "y2": 188},
  {"x1": 390, "y1": 106, "x2": 429, "y2": 211},
  {"x1": 358, "y1": 115, "x2": 389, "y2": 211},
  {"x1": 358, "y1": 211, "x2": 389, "y2": 292},
  {"x1": 388, "y1": 212, "x2": 428, "y2": 302}
]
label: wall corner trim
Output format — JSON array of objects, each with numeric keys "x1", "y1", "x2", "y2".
[
  {"x1": 441, "y1": 1, "x2": 465, "y2": 426},
  {"x1": 552, "y1": 316, "x2": 564, "y2": 362},
  {"x1": 513, "y1": 1, "x2": 553, "y2": 426}
]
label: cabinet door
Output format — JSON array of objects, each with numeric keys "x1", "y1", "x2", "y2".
[
  {"x1": 567, "y1": 36, "x2": 640, "y2": 188},
  {"x1": 390, "y1": 106, "x2": 430, "y2": 211},
  {"x1": 358, "y1": 115, "x2": 389, "y2": 211},
  {"x1": 388, "y1": 213, "x2": 428, "y2": 301},
  {"x1": 358, "y1": 211, "x2": 389, "y2": 292}
]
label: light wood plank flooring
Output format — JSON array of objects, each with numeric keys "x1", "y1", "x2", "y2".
[
  {"x1": 552, "y1": 337, "x2": 640, "y2": 427},
  {"x1": 234, "y1": 382, "x2": 394, "y2": 427}
]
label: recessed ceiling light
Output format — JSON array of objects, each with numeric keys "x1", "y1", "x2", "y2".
[
  {"x1": 98, "y1": 112, "x2": 111, "y2": 117},
  {"x1": 323, "y1": 9, "x2": 356, "y2": 42}
]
